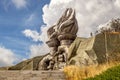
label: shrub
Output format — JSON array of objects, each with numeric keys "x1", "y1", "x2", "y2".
[{"x1": 64, "y1": 62, "x2": 120, "y2": 80}]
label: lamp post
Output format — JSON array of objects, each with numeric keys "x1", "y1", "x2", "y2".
[{"x1": 105, "y1": 31, "x2": 108, "y2": 64}]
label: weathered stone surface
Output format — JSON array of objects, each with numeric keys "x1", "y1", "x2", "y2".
[
  {"x1": 39, "y1": 8, "x2": 78, "y2": 70},
  {"x1": 0, "y1": 71, "x2": 66, "y2": 80},
  {"x1": 57, "y1": 8, "x2": 78, "y2": 41},
  {"x1": 68, "y1": 33, "x2": 120, "y2": 67}
]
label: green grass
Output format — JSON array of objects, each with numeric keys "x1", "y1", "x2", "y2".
[{"x1": 85, "y1": 64, "x2": 120, "y2": 80}]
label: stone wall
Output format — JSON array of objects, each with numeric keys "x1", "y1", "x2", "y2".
[
  {"x1": 0, "y1": 71, "x2": 66, "y2": 80},
  {"x1": 68, "y1": 34, "x2": 120, "y2": 67}
]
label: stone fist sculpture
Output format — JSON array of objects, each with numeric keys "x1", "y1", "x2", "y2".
[
  {"x1": 57, "y1": 8, "x2": 78, "y2": 41},
  {"x1": 39, "y1": 8, "x2": 78, "y2": 70}
]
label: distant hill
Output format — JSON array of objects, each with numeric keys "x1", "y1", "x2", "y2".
[{"x1": 0, "y1": 54, "x2": 47, "y2": 70}]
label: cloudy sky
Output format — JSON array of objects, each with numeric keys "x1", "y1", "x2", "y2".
[{"x1": 0, "y1": 0, "x2": 120, "y2": 67}]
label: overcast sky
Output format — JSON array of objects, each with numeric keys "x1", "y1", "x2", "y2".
[{"x1": 0, "y1": 0, "x2": 120, "y2": 67}]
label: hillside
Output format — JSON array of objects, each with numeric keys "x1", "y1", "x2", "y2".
[{"x1": 0, "y1": 55, "x2": 47, "y2": 70}]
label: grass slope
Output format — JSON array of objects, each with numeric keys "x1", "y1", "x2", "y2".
[{"x1": 86, "y1": 64, "x2": 120, "y2": 80}]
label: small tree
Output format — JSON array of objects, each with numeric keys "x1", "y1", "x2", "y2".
[
  {"x1": 110, "y1": 18, "x2": 120, "y2": 32},
  {"x1": 97, "y1": 18, "x2": 120, "y2": 34}
]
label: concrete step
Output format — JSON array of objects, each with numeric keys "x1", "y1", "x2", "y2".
[{"x1": 0, "y1": 71, "x2": 66, "y2": 80}]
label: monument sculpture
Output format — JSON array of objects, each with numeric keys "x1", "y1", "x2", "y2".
[
  {"x1": 1, "y1": 8, "x2": 120, "y2": 76},
  {"x1": 39, "y1": 8, "x2": 78, "y2": 70}
]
